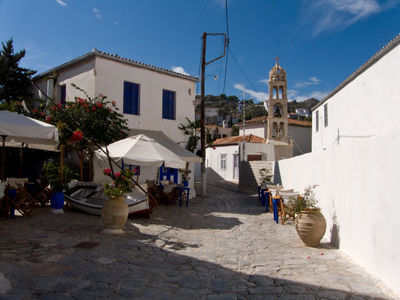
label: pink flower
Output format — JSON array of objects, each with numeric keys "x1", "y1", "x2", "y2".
[
  {"x1": 103, "y1": 168, "x2": 112, "y2": 175},
  {"x1": 112, "y1": 101, "x2": 116, "y2": 106},
  {"x1": 33, "y1": 108, "x2": 38, "y2": 113},
  {"x1": 92, "y1": 106, "x2": 96, "y2": 111},
  {"x1": 114, "y1": 172, "x2": 121, "y2": 177},
  {"x1": 45, "y1": 116, "x2": 51, "y2": 122},
  {"x1": 58, "y1": 103, "x2": 62, "y2": 108},
  {"x1": 96, "y1": 102, "x2": 103, "y2": 108}
]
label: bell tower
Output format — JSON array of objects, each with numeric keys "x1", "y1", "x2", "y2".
[
  {"x1": 267, "y1": 57, "x2": 289, "y2": 143},
  {"x1": 266, "y1": 58, "x2": 293, "y2": 160}
]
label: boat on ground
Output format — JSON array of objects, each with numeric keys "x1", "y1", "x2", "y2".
[{"x1": 65, "y1": 181, "x2": 150, "y2": 218}]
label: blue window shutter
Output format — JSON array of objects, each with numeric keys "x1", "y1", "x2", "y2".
[
  {"x1": 162, "y1": 90, "x2": 168, "y2": 119},
  {"x1": 60, "y1": 85, "x2": 66, "y2": 105},
  {"x1": 132, "y1": 84, "x2": 138, "y2": 115},
  {"x1": 162, "y1": 90, "x2": 175, "y2": 120},
  {"x1": 124, "y1": 81, "x2": 132, "y2": 114}
]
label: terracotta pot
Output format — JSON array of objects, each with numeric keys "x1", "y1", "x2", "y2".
[
  {"x1": 101, "y1": 196, "x2": 129, "y2": 234},
  {"x1": 295, "y1": 209, "x2": 326, "y2": 247}
]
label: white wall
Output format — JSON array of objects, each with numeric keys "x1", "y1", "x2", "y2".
[
  {"x1": 239, "y1": 124, "x2": 266, "y2": 138},
  {"x1": 288, "y1": 125, "x2": 311, "y2": 156},
  {"x1": 279, "y1": 42, "x2": 400, "y2": 295},
  {"x1": 95, "y1": 56, "x2": 196, "y2": 144},
  {"x1": 206, "y1": 145, "x2": 238, "y2": 181},
  {"x1": 278, "y1": 134, "x2": 400, "y2": 295},
  {"x1": 313, "y1": 43, "x2": 400, "y2": 152}
]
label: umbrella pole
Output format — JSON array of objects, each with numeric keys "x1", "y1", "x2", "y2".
[
  {"x1": 1, "y1": 135, "x2": 6, "y2": 181},
  {"x1": 19, "y1": 143, "x2": 24, "y2": 177}
]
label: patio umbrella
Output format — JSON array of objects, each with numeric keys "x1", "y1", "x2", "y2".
[
  {"x1": 95, "y1": 134, "x2": 186, "y2": 169},
  {"x1": 0, "y1": 110, "x2": 59, "y2": 180}
]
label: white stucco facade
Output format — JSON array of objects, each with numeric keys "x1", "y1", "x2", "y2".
[
  {"x1": 278, "y1": 35, "x2": 400, "y2": 295},
  {"x1": 206, "y1": 142, "x2": 274, "y2": 182},
  {"x1": 32, "y1": 50, "x2": 199, "y2": 196}
]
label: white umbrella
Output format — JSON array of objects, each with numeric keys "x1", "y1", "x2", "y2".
[
  {"x1": 0, "y1": 110, "x2": 59, "y2": 180},
  {"x1": 0, "y1": 110, "x2": 59, "y2": 150},
  {"x1": 96, "y1": 134, "x2": 186, "y2": 169}
]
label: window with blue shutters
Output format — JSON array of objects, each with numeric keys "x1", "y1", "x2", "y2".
[
  {"x1": 123, "y1": 81, "x2": 140, "y2": 115},
  {"x1": 60, "y1": 85, "x2": 66, "y2": 105},
  {"x1": 162, "y1": 89, "x2": 176, "y2": 120}
]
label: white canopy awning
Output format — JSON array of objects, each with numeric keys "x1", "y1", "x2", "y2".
[
  {"x1": 128, "y1": 129, "x2": 202, "y2": 163},
  {"x1": 0, "y1": 110, "x2": 59, "y2": 151},
  {"x1": 96, "y1": 134, "x2": 186, "y2": 169}
]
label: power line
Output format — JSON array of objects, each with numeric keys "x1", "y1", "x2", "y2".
[
  {"x1": 229, "y1": 48, "x2": 258, "y2": 92},
  {"x1": 222, "y1": 0, "x2": 230, "y2": 95}
]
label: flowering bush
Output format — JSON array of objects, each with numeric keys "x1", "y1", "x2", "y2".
[{"x1": 102, "y1": 168, "x2": 136, "y2": 198}]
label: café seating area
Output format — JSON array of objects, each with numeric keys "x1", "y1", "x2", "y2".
[{"x1": 258, "y1": 183, "x2": 300, "y2": 224}]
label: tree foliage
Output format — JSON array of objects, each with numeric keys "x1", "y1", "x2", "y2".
[
  {"x1": 32, "y1": 84, "x2": 128, "y2": 148},
  {"x1": 0, "y1": 38, "x2": 36, "y2": 109}
]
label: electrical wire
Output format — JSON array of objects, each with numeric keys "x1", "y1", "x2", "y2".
[
  {"x1": 229, "y1": 47, "x2": 259, "y2": 92},
  {"x1": 222, "y1": 0, "x2": 230, "y2": 95}
]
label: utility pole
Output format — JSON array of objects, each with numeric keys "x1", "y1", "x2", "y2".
[{"x1": 200, "y1": 32, "x2": 227, "y2": 197}]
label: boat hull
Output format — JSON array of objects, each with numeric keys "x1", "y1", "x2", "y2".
[{"x1": 65, "y1": 182, "x2": 150, "y2": 217}]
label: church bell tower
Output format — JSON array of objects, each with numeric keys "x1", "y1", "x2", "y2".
[{"x1": 267, "y1": 57, "x2": 289, "y2": 143}]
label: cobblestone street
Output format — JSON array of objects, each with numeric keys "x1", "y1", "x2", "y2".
[{"x1": 0, "y1": 183, "x2": 396, "y2": 299}]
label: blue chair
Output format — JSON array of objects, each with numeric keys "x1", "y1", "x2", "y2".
[
  {"x1": 176, "y1": 186, "x2": 190, "y2": 207},
  {"x1": 272, "y1": 196, "x2": 281, "y2": 224},
  {"x1": 263, "y1": 191, "x2": 271, "y2": 212}
]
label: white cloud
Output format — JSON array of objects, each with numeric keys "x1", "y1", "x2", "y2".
[
  {"x1": 171, "y1": 66, "x2": 190, "y2": 76},
  {"x1": 55, "y1": 0, "x2": 67, "y2": 7},
  {"x1": 93, "y1": 7, "x2": 102, "y2": 19},
  {"x1": 288, "y1": 89, "x2": 329, "y2": 101},
  {"x1": 258, "y1": 79, "x2": 269, "y2": 85},
  {"x1": 294, "y1": 76, "x2": 321, "y2": 88},
  {"x1": 302, "y1": 0, "x2": 398, "y2": 35},
  {"x1": 234, "y1": 84, "x2": 268, "y2": 103}
]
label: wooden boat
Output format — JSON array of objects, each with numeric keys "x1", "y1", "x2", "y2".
[{"x1": 65, "y1": 181, "x2": 150, "y2": 217}]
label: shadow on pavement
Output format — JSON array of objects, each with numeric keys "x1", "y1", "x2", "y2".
[{"x1": 0, "y1": 210, "x2": 390, "y2": 299}]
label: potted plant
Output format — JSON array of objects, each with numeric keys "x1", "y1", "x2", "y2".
[
  {"x1": 41, "y1": 161, "x2": 78, "y2": 214},
  {"x1": 288, "y1": 185, "x2": 326, "y2": 247},
  {"x1": 258, "y1": 168, "x2": 273, "y2": 189},
  {"x1": 101, "y1": 168, "x2": 135, "y2": 234}
]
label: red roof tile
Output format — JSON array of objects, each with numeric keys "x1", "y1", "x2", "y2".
[{"x1": 213, "y1": 134, "x2": 265, "y2": 146}]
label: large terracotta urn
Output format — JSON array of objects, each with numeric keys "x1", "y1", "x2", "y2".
[
  {"x1": 101, "y1": 196, "x2": 129, "y2": 234},
  {"x1": 295, "y1": 209, "x2": 326, "y2": 247}
]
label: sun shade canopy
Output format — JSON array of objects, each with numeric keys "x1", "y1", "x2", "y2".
[
  {"x1": 0, "y1": 110, "x2": 59, "y2": 150},
  {"x1": 96, "y1": 134, "x2": 186, "y2": 169}
]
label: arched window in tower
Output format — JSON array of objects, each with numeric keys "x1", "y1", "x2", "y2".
[
  {"x1": 279, "y1": 122, "x2": 284, "y2": 137},
  {"x1": 272, "y1": 122, "x2": 278, "y2": 137},
  {"x1": 273, "y1": 104, "x2": 283, "y2": 117},
  {"x1": 273, "y1": 87, "x2": 278, "y2": 99},
  {"x1": 279, "y1": 86, "x2": 284, "y2": 99}
]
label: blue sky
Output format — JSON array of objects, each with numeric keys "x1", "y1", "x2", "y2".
[{"x1": 1, "y1": 0, "x2": 399, "y2": 103}]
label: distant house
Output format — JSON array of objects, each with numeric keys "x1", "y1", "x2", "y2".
[
  {"x1": 32, "y1": 49, "x2": 201, "y2": 193},
  {"x1": 206, "y1": 134, "x2": 273, "y2": 181},
  {"x1": 295, "y1": 108, "x2": 310, "y2": 118}
]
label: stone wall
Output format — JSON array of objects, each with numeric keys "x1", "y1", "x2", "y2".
[{"x1": 239, "y1": 160, "x2": 274, "y2": 193}]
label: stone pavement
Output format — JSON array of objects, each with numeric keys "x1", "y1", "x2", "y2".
[{"x1": 0, "y1": 183, "x2": 397, "y2": 299}]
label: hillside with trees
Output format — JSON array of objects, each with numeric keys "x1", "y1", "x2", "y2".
[{"x1": 196, "y1": 94, "x2": 319, "y2": 124}]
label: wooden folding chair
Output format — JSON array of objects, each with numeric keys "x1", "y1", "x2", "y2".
[{"x1": 11, "y1": 186, "x2": 37, "y2": 217}]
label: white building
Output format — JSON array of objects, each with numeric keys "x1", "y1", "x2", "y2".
[
  {"x1": 278, "y1": 33, "x2": 400, "y2": 295},
  {"x1": 32, "y1": 49, "x2": 201, "y2": 194},
  {"x1": 206, "y1": 135, "x2": 274, "y2": 182}
]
